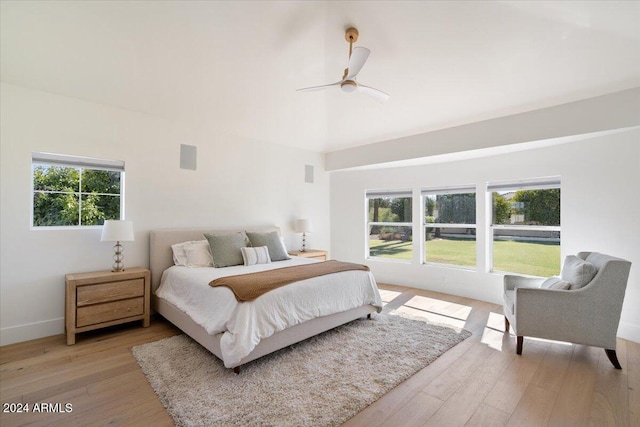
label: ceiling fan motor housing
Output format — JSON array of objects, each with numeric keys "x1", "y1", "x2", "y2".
[{"x1": 341, "y1": 80, "x2": 357, "y2": 92}]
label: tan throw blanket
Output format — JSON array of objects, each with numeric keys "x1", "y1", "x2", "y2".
[{"x1": 209, "y1": 260, "x2": 370, "y2": 302}]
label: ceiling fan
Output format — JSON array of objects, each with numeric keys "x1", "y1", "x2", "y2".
[{"x1": 297, "y1": 27, "x2": 389, "y2": 103}]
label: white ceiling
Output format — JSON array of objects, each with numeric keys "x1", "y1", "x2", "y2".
[{"x1": 2, "y1": 1, "x2": 639, "y2": 153}]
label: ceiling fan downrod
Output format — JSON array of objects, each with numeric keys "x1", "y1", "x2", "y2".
[{"x1": 342, "y1": 27, "x2": 359, "y2": 88}]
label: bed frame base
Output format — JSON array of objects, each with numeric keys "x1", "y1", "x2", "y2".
[{"x1": 154, "y1": 296, "x2": 378, "y2": 372}]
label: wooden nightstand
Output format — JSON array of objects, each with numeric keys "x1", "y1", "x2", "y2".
[
  {"x1": 288, "y1": 249, "x2": 328, "y2": 261},
  {"x1": 65, "y1": 267, "x2": 150, "y2": 345}
]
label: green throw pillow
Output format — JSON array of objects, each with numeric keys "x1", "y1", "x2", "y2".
[
  {"x1": 204, "y1": 232, "x2": 248, "y2": 268},
  {"x1": 245, "y1": 231, "x2": 290, "y2": 261}
]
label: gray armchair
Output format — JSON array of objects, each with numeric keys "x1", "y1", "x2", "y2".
[{"x1": 503, "y1": 252, "x2": 632, "y2": 369}]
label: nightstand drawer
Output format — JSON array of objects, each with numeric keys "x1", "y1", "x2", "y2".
[
  {"x1": 76, "y1": 297, "x2": 144, "y2": 327},
  {"x1": 77, "y1": 279, "x2": 144, "y2": 306}
]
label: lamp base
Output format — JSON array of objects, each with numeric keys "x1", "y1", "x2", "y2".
[
  {"x1": 300, "y1": 232, "x2": 307, "y2": 252},
  {"x1": 112, "y1": 241, "x2": 125, "y2": 272}
]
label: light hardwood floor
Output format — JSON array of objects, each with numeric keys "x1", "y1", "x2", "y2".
[{"x1": 1, "y1": 283, "x2": 638, "y2": 426}]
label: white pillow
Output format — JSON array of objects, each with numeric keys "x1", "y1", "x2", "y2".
[
  {"x1": 540, "y1": 276, "x2": 571, "y2": 290},
  {"x1": 171, "y1": 240, "x2": 209, "y2": 266},
  {"x1": 185, "y1": 243, "x2": 214, "y2": 267},
  {"x1": 241, "y1": 246, "x2": 271, "y2": 266},
  {"x1": 560, "y1": 255, "x2": 597, "y2": 289}
]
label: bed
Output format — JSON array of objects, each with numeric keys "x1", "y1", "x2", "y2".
[{"x1": 150, "y1": 226, "x2": 382, "y2": 373}]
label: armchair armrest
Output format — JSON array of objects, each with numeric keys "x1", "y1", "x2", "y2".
[
  {"x1": 504, "y1": 275, "x2": 545, "y2": 291},
  {"x1": 513, "y1": 286, "x2": 617, "y2": 349}
]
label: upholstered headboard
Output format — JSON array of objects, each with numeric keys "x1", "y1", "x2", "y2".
[{"x1": 149, "y1": 226, "x2": 281, "y2": 292}]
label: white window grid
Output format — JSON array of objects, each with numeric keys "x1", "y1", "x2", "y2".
[
  {"x1": 31, "y1": 152, "x2": 126, "y2": 229},
  {"x1": 487, "y1": 177, "x2": 561, "y2": 274}
]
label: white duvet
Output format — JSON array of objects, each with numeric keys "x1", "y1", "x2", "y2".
[{"x1": 155, "y1": 257, "x2": 383, "y2": 367}]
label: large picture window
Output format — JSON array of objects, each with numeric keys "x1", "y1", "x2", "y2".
[
  {"x1": 422, "y1": 187, "x2": 476, "y2": 268},
  {"x1": 366, "y1": 190, "x2": 412, "y2": 261},
  {"x1": 489, "y1": 177, "x2": 561, "y2": 277},
  {"x1": 31, "y1": 152, "x2": 125, "y2": 227}
]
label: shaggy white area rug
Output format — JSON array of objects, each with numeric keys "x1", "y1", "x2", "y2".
[{"x1": 132, "y1": 313, "x2": 470, "y2": 427}]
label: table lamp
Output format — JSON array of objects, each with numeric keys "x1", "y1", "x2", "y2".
[
  {"x1": 294, "y1": 219, "x2": 314, "y2": 252},
  {"x1": 101, "y1": 220, "x2": 134, "y2": 272}
]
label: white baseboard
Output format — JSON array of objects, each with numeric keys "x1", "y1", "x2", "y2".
[
  {"x1": 618, "y1": 321, "x2": 640, "y2": 344},
  {"x1": 0, "y1": 317, "x2": 64, "y2": 346}
]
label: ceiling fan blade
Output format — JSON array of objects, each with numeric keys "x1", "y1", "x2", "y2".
[
  {"x1": 296, "y1": 81, "x2": 341, "y2": 92},
  {"x1": 358, "y1": 84, "x2": 390, "y2": 103},
  {"x1": 346, "y1": 47, "x2": 370, "y2": 80}
]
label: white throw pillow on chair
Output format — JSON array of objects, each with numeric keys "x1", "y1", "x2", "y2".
[{"x1": 560, "y1": 255, "x2": 597, "y2": 289}]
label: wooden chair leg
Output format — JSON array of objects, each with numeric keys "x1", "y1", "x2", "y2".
[
  {"x1": 516, "y1": 336, "x2": 523, "y2": 355},
  {"x1": 504, "y1": 316, "x2": 510, "y2": 332},
  {"x1": 233, "y1": 366, "x2": 241, "y2": 375},
  {"x1": 605, "y1": 349, "x2": 622, "y2": 369}
]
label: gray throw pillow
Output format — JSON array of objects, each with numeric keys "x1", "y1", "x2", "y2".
[
  {"x1": 540, "y1": 276, "x2": 572, "y2": 290},
  {"x1": 204, "y1": 232, "x2": 248, "y2": 268},
  {"x1": 245, "y1": 231, "x2": 290, "y2": 261},
  {"x1": 560, "y1": 255, "x2": 597, "y2": 289}
]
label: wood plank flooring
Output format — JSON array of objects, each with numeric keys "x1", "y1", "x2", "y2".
[{"x1": 1, "y1": 283, "x2": 637, "y2": 426}]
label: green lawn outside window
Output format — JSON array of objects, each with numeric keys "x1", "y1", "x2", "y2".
[{"x1": 369, "y1": 238, "x2": 560, "y2": 277}]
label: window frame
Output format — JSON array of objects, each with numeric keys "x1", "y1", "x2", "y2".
[
  {"x1": 487, "y1": 176, "x2": 561, "y2": 275},
  {"x1": 421, "y1": 186, "x2": 477, "y2": 269},
  {"x1": 30, "y1": 152, "x2": 126, "y2": 230},
  {"x1": 365, "y1": 189, "x2": 413, "y2": 263}
]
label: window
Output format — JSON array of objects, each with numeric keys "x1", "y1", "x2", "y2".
[
  {"x1": 31, "y1": 152, "x2": 125, "y2": 227},
  {"x1": 489, "y1": 177, "x2": 561, "y2": 277},
  {"x1": 366, "y1": 190, "x2": 412, "y2": 261},
  {"x1": 422, "y1": 187, "x2": 476, "y2": 268}
]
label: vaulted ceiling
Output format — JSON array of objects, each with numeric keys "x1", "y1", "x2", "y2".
[{"x1": 2, "y1": 1, "x2": 639, "y2": 153}]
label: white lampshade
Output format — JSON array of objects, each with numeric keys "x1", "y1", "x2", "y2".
[
  {"x1": 101, "y1": 220, "x2": 134, "y2": 242},
  {"x1": 295, "y1": 219, "x2": 314, "y2": 233}
]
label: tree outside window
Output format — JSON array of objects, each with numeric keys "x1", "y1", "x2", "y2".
[{"x1": 32, "y1": 153, "x2": 124, "y2": 227}]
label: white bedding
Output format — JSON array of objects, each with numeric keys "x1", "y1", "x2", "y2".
[{"x1": 155, "y1": 257, "x2": 383, "y2": 367}]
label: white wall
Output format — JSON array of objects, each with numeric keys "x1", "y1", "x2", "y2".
[
  {"x1": 0, "y1": 83, "x2": 330, "y2": 345},
  {"x1": 330, "y1": 131, "x2": 640, "y2": 343}
]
